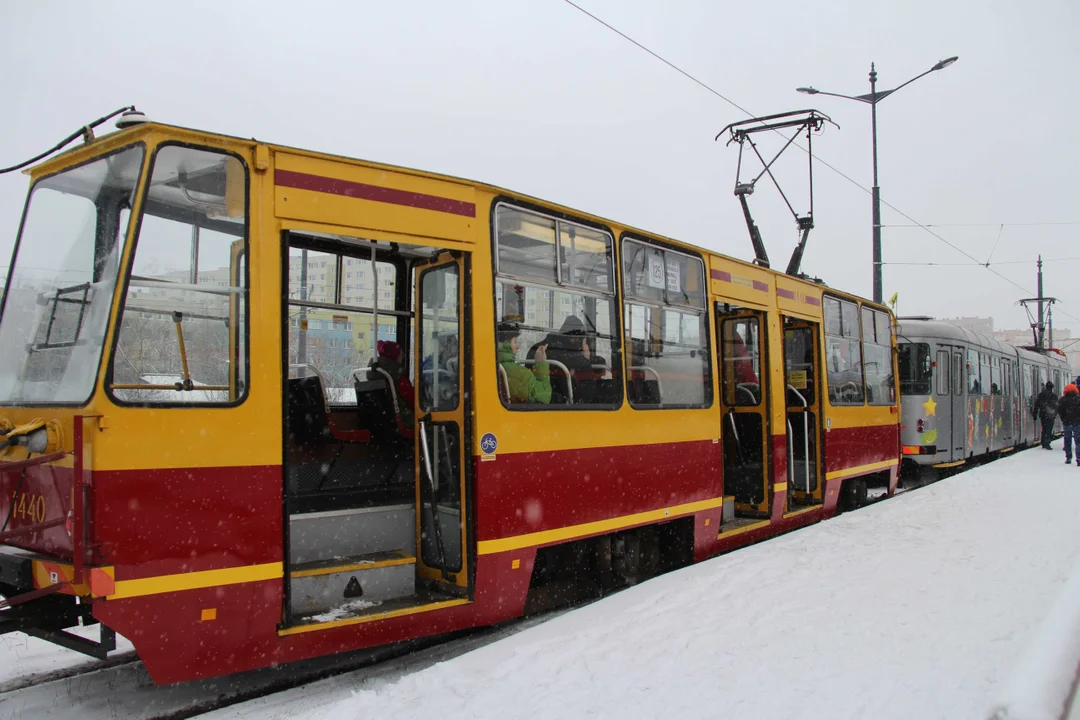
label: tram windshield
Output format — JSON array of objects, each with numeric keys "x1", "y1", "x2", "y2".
[
  {"x1": 897, "y1": 342, "x2": 932, "y2": 396},
  {"x1": 0, "y1": 145, "x2": 144, "y2": 404}
]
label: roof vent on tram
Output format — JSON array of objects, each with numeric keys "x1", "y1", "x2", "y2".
[{"x1": 115, "y1": 109, "x2": 150, "y2": 129}]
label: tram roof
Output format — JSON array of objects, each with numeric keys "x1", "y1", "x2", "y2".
[
  {"x1": 28, "y1": 119, "x2": 884, "y2": 311},
  {"x1": 897, "y1": 318, "x2": 1071, "y2": 368}
]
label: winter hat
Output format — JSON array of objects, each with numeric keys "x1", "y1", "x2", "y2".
[
  {"x1": 377, "y1": 340, "x2": 403, "y2": 362},
  {"x1": 1046, "y1": 381, "x2": 1055, "y2": 390},
  {"x1": 559, "y1": 315, "x2": 586, "y2": 336},
  {"x1": 1066, "y1": 384, "x2": 1079, "y2": 395}
]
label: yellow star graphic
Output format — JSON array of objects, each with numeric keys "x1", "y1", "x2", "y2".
[{"x1": 922, "y1": 396, "x2": 937, "y2": 416}]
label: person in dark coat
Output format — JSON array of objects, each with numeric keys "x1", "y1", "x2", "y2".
[
  {"x1": 1033, "y1": 381, "x2": 1059, "y2": 450},
  {"x1": 1058, "y1": 383, "x2": 1080, "y2": 464},
  {"x1": 528, "y1": 316, "x2": 597, "y2": 404}
]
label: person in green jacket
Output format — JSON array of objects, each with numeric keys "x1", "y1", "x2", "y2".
[{"x1": 497, "y1": 322, "x2": 551, "y2": 404}]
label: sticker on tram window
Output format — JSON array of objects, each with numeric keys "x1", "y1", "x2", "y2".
[
  {"x1": 647, "y1": 250, "x2": 665, "y2": 289},
  {"x1": 787, "y1": 370, "x2": 808, "y2": 390},
  {"x1": 10, "y1": 491, "x2": 47, "y2": 525},
  {"x1": 666, "y1": 263, "x2": 681, "y2": 293}
]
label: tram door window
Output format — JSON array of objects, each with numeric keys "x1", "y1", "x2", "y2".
[
  {"x1": 415, "y1": 255, "x2": 468, "y2": 590},
  {"x1": 936, "y1": 351, "x2": 949, "y2": 396},
  {"x1": 717, "y1": 306, "x2": 769, "y2": 517},
  {"x1": 951, "y1": 350, "x2": 965, "y2": 458},
  {"x1": 783, "y1": 318, "x2": 822, "y2": 509}
]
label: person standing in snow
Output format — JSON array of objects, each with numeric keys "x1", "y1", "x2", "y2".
[
  {"x1": 1033, "y1": 381, "x2": 1058, "y2": 450},
  {"x1": 1058, "y1": 383, "x2": 1080, "y2": 465}
]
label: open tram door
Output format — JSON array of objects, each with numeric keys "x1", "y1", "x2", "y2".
[
  {"x1": 716, "y1": 304, "x2": 771, "y2": 519},
  {"x1": 413, "y1": 252, "x2": 471, "y2": 595},
  {"x1": 782, "y1": 317, "x2": 823, "y2": 509}
]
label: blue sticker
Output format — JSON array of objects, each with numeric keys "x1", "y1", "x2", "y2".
[{"x1": 480, "y1": 432, "x2": 498, "y2": 455}]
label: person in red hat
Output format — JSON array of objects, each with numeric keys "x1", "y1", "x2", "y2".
[{"x1": 1058, "y1": 383, "x2": 1080, "y2": 465}]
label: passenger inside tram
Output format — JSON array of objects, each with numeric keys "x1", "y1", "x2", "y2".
[
  {"x1": 527, "y1": 315, "x2": 599, "y2": 404},
  {"x1": 497, "y1": 320, "x2": 552, "y2": 404}
]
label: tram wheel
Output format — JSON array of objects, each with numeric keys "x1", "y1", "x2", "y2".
[{"x1": 840, "y1": 477, "x2": 868, "y2": 512}]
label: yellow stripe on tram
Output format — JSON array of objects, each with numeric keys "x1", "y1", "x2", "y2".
[
  {"x1": 825, "y1": 459, "x2": 899, "y2": 481},
  {"x1": 477, "y1": 496, "x2": 727, "y2": 555},
  {"x1": 109, "y1": 562, "x2": 283, "y2": 600}
]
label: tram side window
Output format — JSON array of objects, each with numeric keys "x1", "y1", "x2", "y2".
[
  {"x1": 110, "y1": 146, "x2": 248, "y2": 405},
  {"x1": 897, "y1": 342, "x2": 931, "y2": 395},
  {"x1": 952, "y1": 353, "x2": 963, "y2": 395},
  {"x1": 622, "y1": 239, "x2": 711, "y2": 408},
  {"x1": 494, "y1": 205, "x2": 621, "y2": 408},
  {"x1": 967, "y1": 349, "x2": 982, "y2": 394},
  {"x1": 861, "y1": 307, "x2": 894, "y2": 405},
  {"x1": 824, "y1": 296, "x2": 864, "y2": 404},
  {"x1": 991, "y1": 356, "x2": 1002, "y2": 395}
]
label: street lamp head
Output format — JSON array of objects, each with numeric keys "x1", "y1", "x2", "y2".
[
  {"x1": 796, "y1": 87, "x2": 818, "y2": 95},
  {"x1": 932, "y1": 56, "x2": 959, "y2": 71}
]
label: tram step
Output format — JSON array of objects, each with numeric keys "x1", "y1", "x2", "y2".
[
  {"x1": 289, "y1": 503, "x2": 416, "y2": 565},
  {"x1": 289, "y1": 550, "x2": 416, "y2": 616},
  {"x1": 287, "y1": 589, "x2": 467, "y2": 631}
]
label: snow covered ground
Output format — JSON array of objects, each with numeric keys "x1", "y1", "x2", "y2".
[
  {"x1": 213, "y1": 441, "x2": 1080, "y2": 720},
  {"x1": 0, "y1": 626, "x2": 134, "y2": 692},
  {"x1": 5, "y1": 442, "x2": 1080, "y2": 719}
]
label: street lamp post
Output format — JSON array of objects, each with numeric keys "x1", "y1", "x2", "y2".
[{"x1": 797, "y1": 56, "x2": 958, "y2": 303}]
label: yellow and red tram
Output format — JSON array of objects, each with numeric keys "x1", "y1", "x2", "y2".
[{"x1": 0, "y1": 117, "x2": 898, "y2": 683}]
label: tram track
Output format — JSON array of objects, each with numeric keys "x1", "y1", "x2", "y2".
[
  {"x1": 0, "y1": 648, "x2": 138, "y2": 695},
  {"x1": 0, "y1": 611, "x2": 565, "y2": 720}
]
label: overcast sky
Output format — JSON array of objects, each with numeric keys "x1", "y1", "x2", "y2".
[{"x1": 1, "y1": 0, "x2": 1077, "y2": 336}]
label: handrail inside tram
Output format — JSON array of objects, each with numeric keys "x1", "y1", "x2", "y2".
[
  {"x1": 128, "y1": 277, "x2": 243, "y2": 296},
  {"x1": 628, "y1": 365, "x2": 664, "y2": 398},
  {"x1": 521, "y1": 358, "x2": 573, "y2": 403},
  {"x1": 787, "y1": 385, "x2": 811, "y2": 493}
]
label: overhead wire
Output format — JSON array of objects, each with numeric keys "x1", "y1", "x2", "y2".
[
  {"x1": 882, "y1": 221, "x2": 1080, "y2": 228},
  {"x1": 884, "y1": 256, "x2": 1080, "y2": 267},
  {"x1": 559, "y1": 0, "x2": 1080, "y2": 327}
]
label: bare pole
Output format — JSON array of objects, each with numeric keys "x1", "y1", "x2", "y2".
[
  {"x1": 870, "y1": 63, "x2": 882, "y2": 304},
  {"x1": 1037, "y1": 255, "x2": 1044, "y2": 350}
]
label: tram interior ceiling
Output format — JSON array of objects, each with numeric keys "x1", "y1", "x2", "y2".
[{"x1": 716, "y1": 109, "x2": 838, "y2": 280}]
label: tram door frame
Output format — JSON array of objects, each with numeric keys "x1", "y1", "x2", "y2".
[
  {"x1": 413, "y1": 251, "x2": 472, "y2": 594},
  {"x1": 944, "y1": 345, "x2": 965, "y2": 461},
  {"x1": 716, "y1": 303, "x2": 771, "y2": 518},
  {"x1": 782, "y1": 317, "x2": 824, "y2": 508}
]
